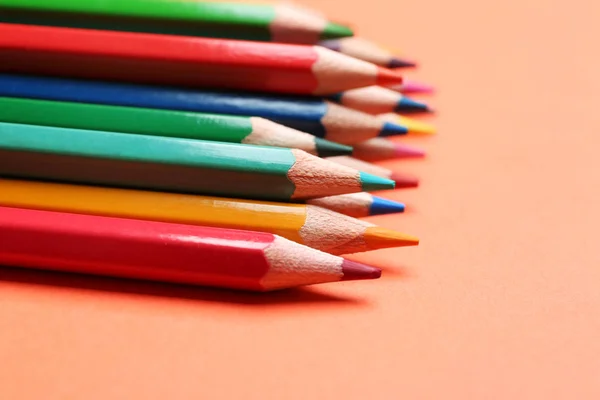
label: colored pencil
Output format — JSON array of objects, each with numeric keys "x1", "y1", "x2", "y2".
[
  {"x1": 0, "y1": 178, "x2": 417, "y2": 254},
  {"x1": 0, "y1": 96, "x2": 351, "y2": 157},
  {"x1": 331, "y1": 86, "x2": 431, "y2": 114},
  {"x1": 0, "y1": 122, "x2": 394, "y2": 201},
  {"x1": 308, "y1": 193, "x2": 406, "y2": 218},
  {"x1": 0, "y1": 24, "x2": 403, "y2": 95},
  {"x1": 0, "y1": 206, "x2": 382, "y2": 291},
  {"x1": 0, "y1": 0, "x2": 353, "y2": 44},
  {"x1": 328, "y1": 156, "x2": 419, "y2": 189},
  {"x1": 390, "y1": 80, "x2": 436, "y2": 94},
  {"x1": 320, "y1": 37, "x2": 416, "y2": 68},
  {"x1": 379, "y1": 113, "x2": 436, "y2": 136},
  {"x1": 352, "y1": 138, "x2": 426, "y2": 161},
  {"x1": 0, "y1": 74, "x2": 408, "y2": 144}
]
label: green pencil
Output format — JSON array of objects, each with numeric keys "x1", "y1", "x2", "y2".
[
  {"x1": 0, "y1": 122, "x2": 393, "y2": 201},
  {"x1": 0, "y1": 97, "x2": 351, "y2": 157},
  {"x1": 0, "y1": 0, "x2": 353, "y2": 43}
]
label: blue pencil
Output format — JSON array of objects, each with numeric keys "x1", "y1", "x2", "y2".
[
  {"x1": 0, "y1": 74, "x2": 408, "y2": 145},
  {"x1": 308, "y1": 192, "x2": 405, "y2": 218}
]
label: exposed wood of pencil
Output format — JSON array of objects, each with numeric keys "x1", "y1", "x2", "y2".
[
  {"x1": 320, "y1": 37, "x2": 416, "y2": 68},
  {"x1": 327, "y1": 156, "x2": 419, "y2": 188},
  {"x1": 0, "y1": 206, "x2": 382, "y2": 291},
  {"x1": 0, "y1": 23, "x2": 402, "y2": 95},
  {"x1": 308, "y1": 192, "x2": 404, "y2": 218},
  {"x1": 0, "y1": 179, "x2": 418, "y2": 254},
  {"x1": 352, "y1": 138, "x2": 426, "y2": 161}
]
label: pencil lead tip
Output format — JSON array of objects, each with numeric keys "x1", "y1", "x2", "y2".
[
  {"x1": 390, "y1": 172, "x2": 419, "y2": 188},
  {"x1": 375, "y1": 66, "x2": 404, "y2": 87},
  {"x1": 315, "y1": 138, "x2": 353, "y2": 157},
  {"x1": 380, "y1": 121, "x2": 409, "y2": 137},
  {"x1": 397, "y1": 116, "x2": 436, "y2": 135},
  {"x1": 360, "y1": 171, "x2": 396, "y2": 191},
  {"x1": 321, "y1": 22, "x2": 354, "y2": 40},
  {"x1": 369, "y1": 196, "x2": 406, "y2": 215},
  {"x1": 396, "y1": 96, "x2": 431, "y2": 113},
  {"x1": 393, "y1": 143, "x2": 427, "y2": 158},
  {"x1": 365, "y1": 227, "x2": 420, "y2": 248},
  {"x1": 388, "y1": 57, "x2": 418, "y2": 69},
  {"x1": 400, "y1": 80, "x2": 436, "y2": 94},
  {"x1": 341, "y1": 259, "x2": 382, "y2": 281}
]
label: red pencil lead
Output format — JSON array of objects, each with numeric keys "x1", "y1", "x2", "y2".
[{"x1": 341, "y1": 260, "x2": 382, "y2": 281}]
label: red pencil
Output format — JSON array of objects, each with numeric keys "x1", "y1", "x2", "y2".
[
  {"x1": 0, "y1": 23, "x2": 403, "y2": 95},
  {"x1": 0, "y1": 207, "x2": 381, "y2": 291}
]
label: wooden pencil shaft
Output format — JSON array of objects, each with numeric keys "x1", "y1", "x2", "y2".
[{"x1": 0, "y1": 0, "x2": 353, "y2": 43}]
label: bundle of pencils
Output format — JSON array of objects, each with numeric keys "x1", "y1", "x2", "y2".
[{"x1": 0, "y1": 0, "x2": 436, "y2": 293}]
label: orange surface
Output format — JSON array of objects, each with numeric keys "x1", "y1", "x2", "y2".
[{"x1": 2, "y1": 0, "x2": 600, "y2": 398}]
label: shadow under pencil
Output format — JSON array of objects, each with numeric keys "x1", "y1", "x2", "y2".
[{"x1": 0, "y1": 265, "x2": 369, "y2": 307}]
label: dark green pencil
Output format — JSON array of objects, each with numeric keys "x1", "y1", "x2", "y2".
[{"x1": 0, "y1": 0, "x2": 353, "y2": 43}]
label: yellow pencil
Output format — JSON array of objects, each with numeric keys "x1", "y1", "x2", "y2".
[{"x1": 0, "y1": 179, "x2": 418, "y2": 255}]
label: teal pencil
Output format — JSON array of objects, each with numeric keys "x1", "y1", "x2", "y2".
[{"x1": 0, "y1": 122, "x2": 394, "y2": 201}]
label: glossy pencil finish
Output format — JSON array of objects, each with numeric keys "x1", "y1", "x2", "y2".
[
  {"x1": 320, "y1": 37, "x2": 416, "y2": 68},
  {"x1": 0, "y1": 0, "x2": 352, "y2": 43},
  {"x1": 379, "y1": 113, "x2": 437, "y2": 136},
  {"x1": 0, "y1": 123, "x2": 394, "y2": 201},
  {"x1": 390, "y1": 80, "x2": 436, "y2": 94},
  {"x1": 0, "y1": 96, "x2": 351, "y2": 157},
  {"x1": 331, "y1": 86, "x2": 431, "y2": 114},
  {"x1": 352, "y1": 138, "x2": 426, "y2": 161},
  {"x1": 0, "y1": 206, "x2": 382, "y2": 291},
  {"x1": 308, "y1": 193, "x2": 406, "y2": 218},
  {"x1": 0, "y1": 179, "x2": 418, "y2": 255},
  {"x1": 328, "y1": 156, "x2": 419, "y2": 189},
  {"x1": 0, "y1": 24, "x2": 403, "y2": 95},
  {"x1": 0, "y1": 74, "x2": 408, "y2": 144}
]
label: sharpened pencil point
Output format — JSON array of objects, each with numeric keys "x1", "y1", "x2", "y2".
[
  {"x1": 390, "y1": 172, "x2": 419, "y2": 188},
  {"x1": 380, "y1": 121, "x2": 409, "y2": 137},
  {"x1": 400, "y1": 80, "x2": 435, "y2": 94},
  {"x1": 375, "y1": 67, "x2": 404, "y2": 87},
  {"x1": 341, "y1": 260, "x2": 382, "y2": 281},
  {"x1": 388, "y1": 57, "x2": 417, "y2": 69},
  {"x1": 396, "y1": 97, "x2": 431, "y2": 114},
  {"x1": 321, "y1": 22, "x2": 354, "y2": 40},
  {"x1": 369, "y1": 196, "x2": 406, "y2": 215},
  {"x1": 364, "y1": 227, "x2": 420, "y2": 248},
  {"x1": 315, "y1": 138, "x2": 353, "y2": 157},
  {"x1": 360, "y1": 172, "x2": 395, "y2": 192},
  {"x1": 393, "y1": 143, "x2": 427, "y2": 158},
  {"x1": 398, "y1": 116, "x2": 436, "y2": 135}
]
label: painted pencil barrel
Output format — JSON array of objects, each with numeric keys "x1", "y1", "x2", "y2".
[
  {"x1": 0, "y1": 206, "x2": 381, "y2": 291},
  {"x1": 0, "y1": 74, "x2": 407, "y2": 144},
  {"x1": 0, "y1": 97, "x2": 351, "y2": 157},
  {"x1": 0, "y1": 122, "x2": 394, "y2": 201},
  {"x1": 0, "y1": 0, "x2": 353, "y2": 43},
  {"x1": 0, "y1": 24, "x2": 400, "y2": 95}
]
